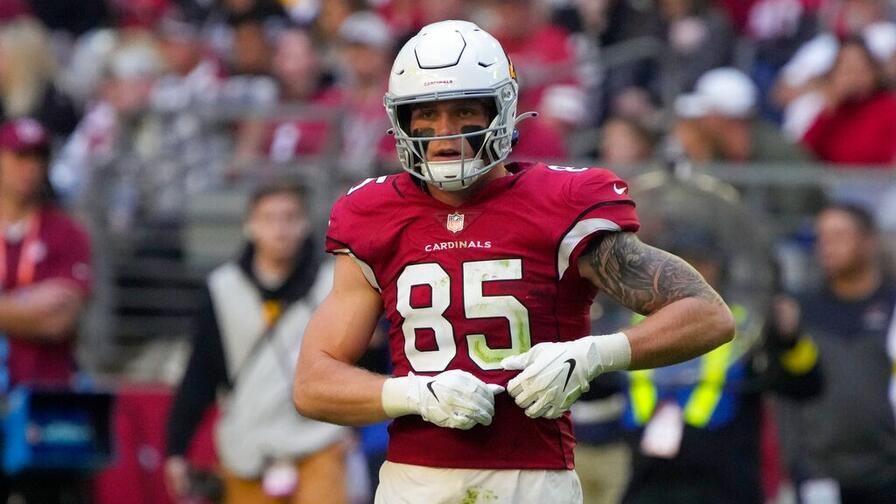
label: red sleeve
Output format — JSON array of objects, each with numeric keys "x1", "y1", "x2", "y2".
[
  {"x1": 556, "y1": 167, "x2": 640, "y2": 279},
  {"x1": 325, "y1": 175, "x2": 394, "y2": 258},
  {"x1": 324, "y1": 180, "x2": 389, "y2": 291},
  {"x1": 325, "y1": 194, "x2": 353, "y2": 255}
]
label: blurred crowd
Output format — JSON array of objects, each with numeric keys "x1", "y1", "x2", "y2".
[{"x1": 1, "y1": 0, "x2": 896, "y2": 503}]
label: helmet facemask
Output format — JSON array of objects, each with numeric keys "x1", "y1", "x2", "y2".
[{"x1": 386, "y1": 81, "x2": 521, "y2": 192}]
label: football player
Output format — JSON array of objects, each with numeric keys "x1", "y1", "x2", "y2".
[{"x1": 294, "y1": 20, "x2": 734, "y2": 503}]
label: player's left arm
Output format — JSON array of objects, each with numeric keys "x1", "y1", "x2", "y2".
[
  {"x1": 578, "y1": 231, "x2": 734, "y2": 369},
  {"x1": 501, "y1": 231, "x2": 734, "y2": 419}
]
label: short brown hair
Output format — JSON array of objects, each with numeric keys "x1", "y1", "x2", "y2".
[
  {"x1": 821, "y1": 202, "x2": 877, "y2": 236},
  {"x1": 247, "y1": 179, "x2": 307, "y2": 212}
]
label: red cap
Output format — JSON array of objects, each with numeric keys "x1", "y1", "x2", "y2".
[{"x1": 0, "y1": 118, "x2": 49, "y2": 154}]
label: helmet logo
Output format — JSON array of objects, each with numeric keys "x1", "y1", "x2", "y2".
[
  {"x1": 424, "y1": 79, "x2": 454, "y2": 87},
  {"x1": 508, "y1": 59, "x2": 517, "y2": 80},
  {"x1": 446, "y1": 212, "x2": 465, "y2": 233}
]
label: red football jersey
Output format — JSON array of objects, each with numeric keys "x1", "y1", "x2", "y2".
[{"x1": 326, "y1": 162, "x2": 639, "y2": 469}]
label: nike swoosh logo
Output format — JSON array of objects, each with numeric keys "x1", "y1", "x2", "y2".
[
  {"x1": 562, "y1": 359, "x2": 576, "y2": 390},
  {"x1": 426, "y1": 381, "x2": 439, "y2": 402},
  {"x1": 613, "y1": 183, "x2": 627, "y2": 195}
]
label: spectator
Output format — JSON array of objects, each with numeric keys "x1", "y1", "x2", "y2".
[
  {"x1": 482, "y1": 1, "x2": 587, "y2": 168},
  {"x1": 485, "y1": 0, "x2": 579, "y2": 113},
  {"x1": 62, "y1": 28, "x2": 121, "y2": 108},
  {"x1": 153, "y1": 7, "x2": 221, "y2": 91},
  {"x1": 774, "y1": 33, "x2": 840, "y2": 140},
  {"x1": 599, "y1": 115, "x2": 657, "y2": 167},
  {"x1": 0, "y1": 118, "x2": 92, "y2": 387},
  {"x1": 0, "y1": 17, "x2": 80, "y2": 139},
  {"x1": 218, "y1": 0, "x2": 287, "y2": 76},
  {"x1": 51, "y1": 34, "x2": 166, "y2": 209},
  {"x1": 742, "y1": 0, "x2": 819, "y2": 121},
  {"x1": 235, "y1": 26, "x2": 342, "y2": 164},
  {"x1": 776, "y1": 22, "x2": 896, "y2": 139},
  {"x1": 334, "y1": 11, "x2": 397, "y2": 177},
  {"x1": 0, "y1": 118, "x2": 93, "y2": 502},
  {"x1": 776, "y1": 203, "x2": 896, "y2": 503},
  {"x1": 228, "y1": 18, "x2": 275, "y2": 76},
  {"x1": 571, "y1": 0, "x2": 663, "y2": 125},
  {"x1": 313, "y1": 0, "x2": 367, "y2": 48},
  {"x1": 655, "y1": 0, "x2": 736, "y2": 105},
  {"x1": 165, "y1": 181, "x2": 350, "y2": 504},
  {"x1": 673, "y1": 67, "x2": 809, "y2": 163},
  {"x1": 145, "y1": 7, "x2": 235, "y2": 226},
  {"x1": 800, "y1": 37, "x2": 896, "y2": 166},
  {"x1": 620, "y1": 224, "x2": 821, "y2": 504},
  {"x1": 819, "y1": 0, "x2": 889, "y2": 40}
]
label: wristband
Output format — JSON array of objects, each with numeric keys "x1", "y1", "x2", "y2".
[
  {"x1": 592, "y1": 332, "x2": 632, "y2": 372},
  {"x1": 381, "y1": 376, "x2": 416, "y2": 418}
]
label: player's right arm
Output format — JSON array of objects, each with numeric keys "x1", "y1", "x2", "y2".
[
  {"x1": 293, "y1": 254, "x2": 390, "y2": 425},
  {"x1": 293, "y1": 254, "x2": 504, "y2": 428}
]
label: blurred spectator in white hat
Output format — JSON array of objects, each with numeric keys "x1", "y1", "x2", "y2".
[
  {"x1": 51, "y1": 35, "x2": 166, "y2": 212},
  {"x1": 673, "y1": 67, "x2": 808, "y2": 164},
  {"x1": 63, "y1": 29, "x2": 120, "y2": 108}
]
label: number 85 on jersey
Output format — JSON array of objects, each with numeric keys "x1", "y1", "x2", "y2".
[{"x1": 397, "y1": 259, "x2": 532, "y2": 372}]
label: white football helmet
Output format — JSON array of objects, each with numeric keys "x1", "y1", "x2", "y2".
[{"x1": 384, "y1": 20, "x2": 534, "y2": 191}]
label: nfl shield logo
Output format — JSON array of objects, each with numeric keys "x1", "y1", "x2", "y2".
[{"x1": 446, "y1": 212, "x2": 465, "y2": 233}]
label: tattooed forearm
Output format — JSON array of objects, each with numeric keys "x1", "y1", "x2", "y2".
[{"x1": 583, "y1": 232, "x2": 725, "y2": 315}]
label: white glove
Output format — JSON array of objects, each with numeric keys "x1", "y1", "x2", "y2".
[
  {"x1": 500, "y1": 333, "x2": 631, "y2": 419},
  {"x1": 381, "y1": 369, "x2": 505, "y2": 430}
]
